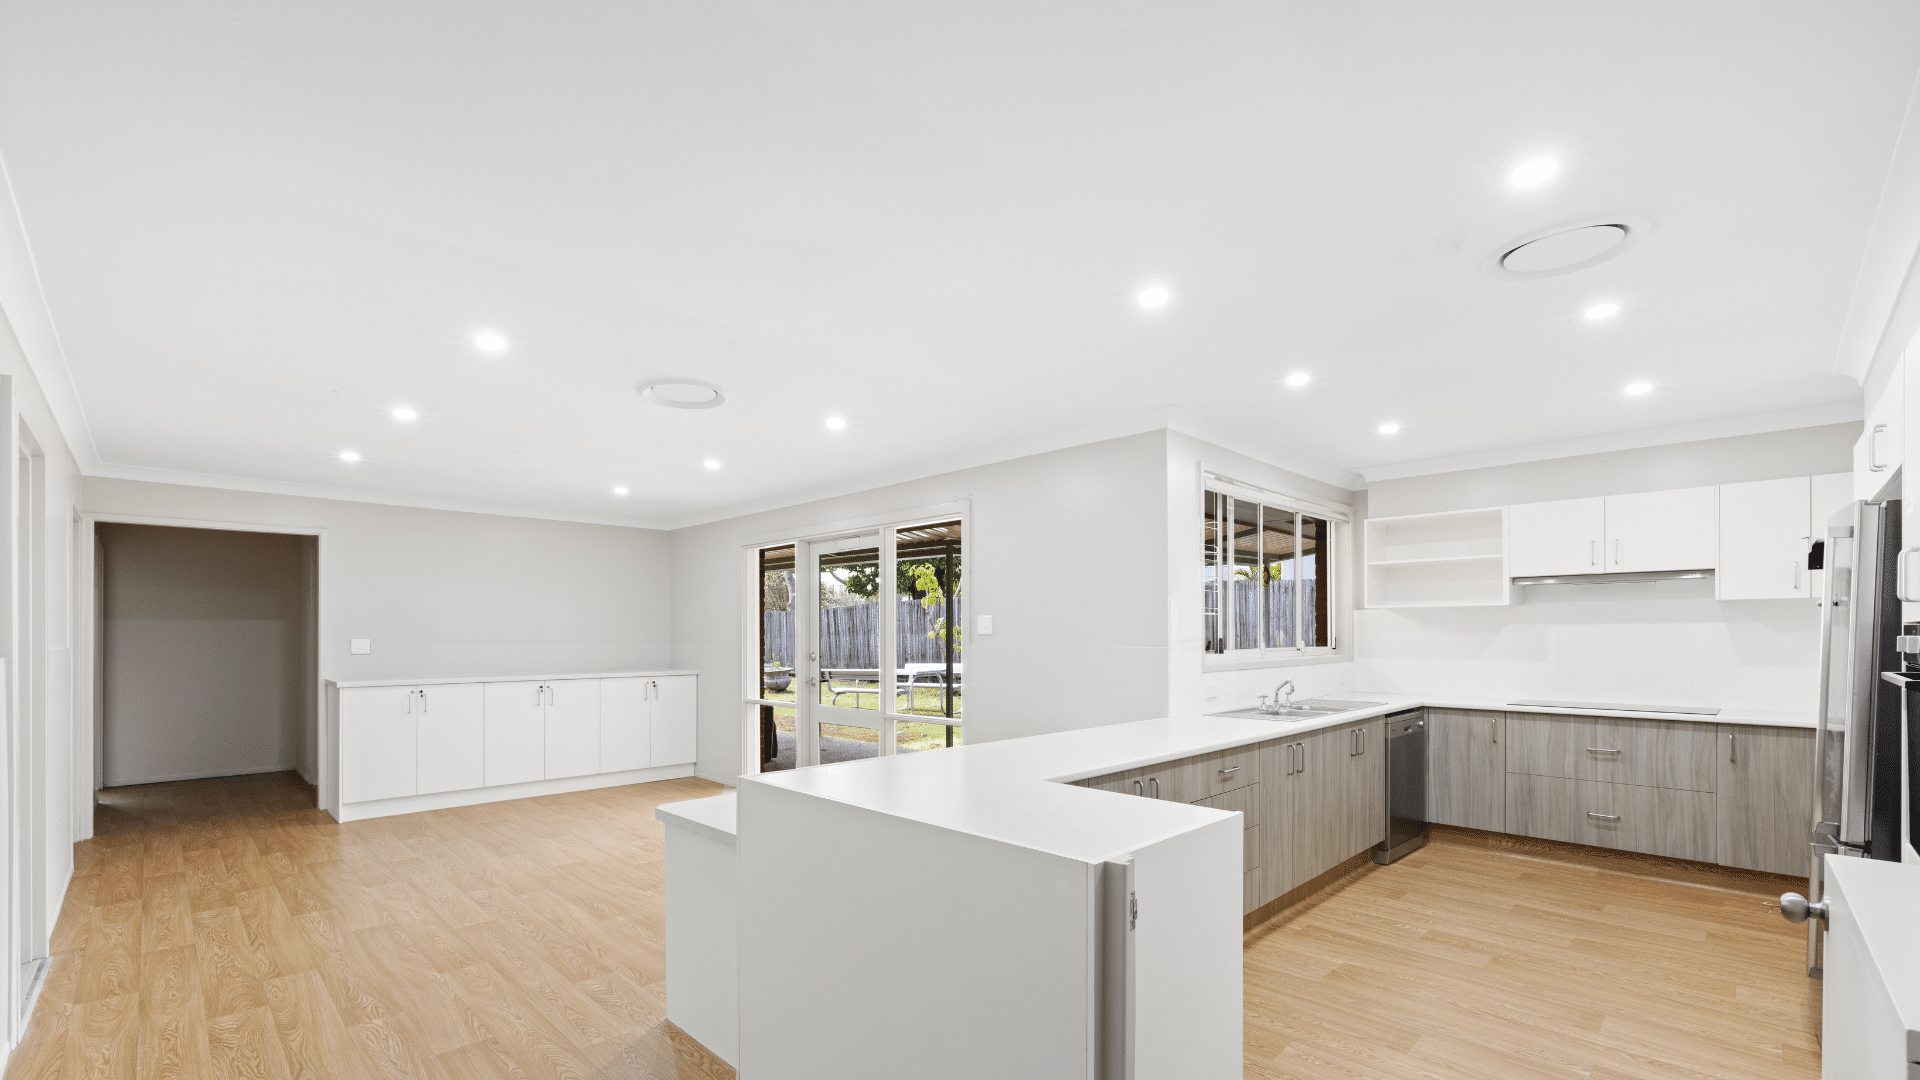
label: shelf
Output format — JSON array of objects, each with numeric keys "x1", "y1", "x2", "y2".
[
  {"x1": 1364, "y1": 553, "x2": 1507, "y2": 567},
  {"x1": 1365, "y1": 506, "x2": 1506, "y2": 562},
  {"x1": 1365, "y1": 553, "x2": 1509, "y2": 608}
]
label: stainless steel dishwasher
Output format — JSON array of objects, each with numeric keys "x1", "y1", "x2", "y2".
[{"x1": 1373, "y1": 709, "x2": 1428, "y2": 864}]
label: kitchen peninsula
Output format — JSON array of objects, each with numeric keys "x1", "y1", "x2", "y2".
[{"x1": 659, "y1": 694, "x2": 1816, "y2": 1078}]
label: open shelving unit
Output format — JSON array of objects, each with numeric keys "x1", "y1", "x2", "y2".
[{"x1": 1364, "y1": 507, "x2": 1510, "y2": 607}]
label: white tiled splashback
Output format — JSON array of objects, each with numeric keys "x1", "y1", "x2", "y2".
[{"x1": 1353, "y1": 577, "x2": 1821, "y2": 714}]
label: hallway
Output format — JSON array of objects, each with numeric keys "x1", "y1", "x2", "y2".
[{"x1": 7, "y1": 771, "x2": 732, "y2": 1079}]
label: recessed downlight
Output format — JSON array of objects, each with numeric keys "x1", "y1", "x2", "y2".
[
  {"x1": 1285, "y1": 372, "x2": 1311, "y2": 388},
  {"x1": 1625, "y1": 382, "x2": 1652, "y2": 396},
  {"x1": 1583, "y1": 302, "x2": 1621, "y2": 320},
  {"x1": 641, "y1": 381, "x2": 726, "y2": 409},
  {"x1": 339, "y1": 451, "x2": 361, "y2": 463},
  {"x1": 1135, "y1": 284, "x2": 1171, "y2": 310},
  {"x1": 1378, "y1": 422, "x2": 1401, "y2": 435},
  {"x1": 391, "y1": 406, "x2": 418, "y2": 421},
  {"x1": 1508, "y1": 158, "x2": 1558, "y2": 187},
  {"x1": 473, "y1": 330, "x2": 509, "y2": 354},
  {"x1": 825, "y1": 416, "x2": 847, "y2": 430},
  {"x1": 613, "y1": 486, "x2": 629, "y2": 496},
  {"x1": 703, "y1": 459, "x2": 722, "y2": 470}
]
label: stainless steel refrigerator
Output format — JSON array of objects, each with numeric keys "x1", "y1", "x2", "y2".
[{"x1": 1800, "y1": 498, "x2": 1905, "y2": 977}]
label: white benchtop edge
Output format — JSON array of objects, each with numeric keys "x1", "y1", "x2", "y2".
[
  {"x1": 657, "y1": 792, "x2": 738, "y2": 845},
  {"x1": 329, "y1": 669, "x2": 699, "y2": 688}
]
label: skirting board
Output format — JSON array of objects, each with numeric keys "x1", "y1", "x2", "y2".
[{"x1": 334, "y1": 763, "x2": 698, "y2": 822}]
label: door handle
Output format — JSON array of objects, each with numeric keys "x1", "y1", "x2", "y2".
[
  {"x1": 1870, "y1": 424, "x2": 1889, "y2": 471},
  {"x1": 1590, "y1": 539, "x2": 1597, "y2": 567},
  {"x1": 419, "y1": 690, "x2": 427, "y2": 713},
  {"x1": 1133, "y1": 779, "x2": 1144, "y2": 797},
  {"x1": 1148, "y1": 777, "x2": 1159, "y2": 799},
  {"x1": 404, "y1": 690, "x2": 413, "y2": 714},
  {"x1": 1586, "y1": 747, "x2": 1621, "y2": 754},
  {"x1": 1298, "y1": 743, "x2": 1307, "y2": 775},
  {"x1": 1586, "y1": 812, "x2": 1621, "y2": 821},
  {"x1": 1490, "y1": 717, "x2": 1497, "y2": 744},
  {"x1": 1614, "y1": 539, "x2": 1622, "y2": 566},
  {"x1": 1727, "y1": 732, "x2": 1735, "y2": 763}
]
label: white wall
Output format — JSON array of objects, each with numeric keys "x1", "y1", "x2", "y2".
[
  {"x1": 98, "y1": 524, "x2": 312, "y2": 786},
  {"x1": 673, "y1": 432, "x2": 1170, "y2": 784},
  {"x1": 1165, "y1": 431, "x2": 1361, "y2": 717},
  {"x1": 1356, "y1": 424, "x2": 1858, "y2": 711}
]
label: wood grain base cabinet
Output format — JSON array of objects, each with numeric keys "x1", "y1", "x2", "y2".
[
  {"x1": 1505, "y1": 772, "x2": 1717, "y2": 862},
  {"x1": 1716, "y1": 724, "x2": 1816, "y2": 875},
  {"x1": 1427, "y1": 708, "x2": 1504, "y2": 831}
]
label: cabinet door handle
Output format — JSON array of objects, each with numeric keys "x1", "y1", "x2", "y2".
[
  {"x1": 1614, "y1": 539, "x2": 1622, "y2": 566},
  {"x1": 1586, "y1": 747, "x2": 1621, "y2": 754},
  {"x1": 1870, "y1": 424, "x2": 1889, "y2": 471},
  {"x1": 1148, "y1": 777, "x2": 1159, "y2": 799},
  {"x1": 1490, "y1": 717, "x2": 1498, "y2": 744},
  {"x1": 419, "y1": 690, "x2": 427, "y2": 713},
  {"x1": 404, "y1": 690, "x2": 413, "y2": 714},
  {"x1": 1298, "y1": 743, "x2": 1307, "y2": 775},
  {"x1": 1219, "y1": 765, "x2": 1241, "y2": 777},
  {"x1": 1133, "y1": 779, "x2": 1144, "y2": 796},
  {"x1": 1590, "y1": 539, "x2": 1597, "y2": 567},
  {"x1": 1586, "y1": 812, "x2": 1621, "y2": 821},
  {"x1": 1727, "y1": 733, "x2": 1735, "y2": 763}
]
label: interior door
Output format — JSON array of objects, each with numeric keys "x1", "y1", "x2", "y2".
[
  {"x1": 415, "y1": 682, "x2": 484, "y2": 795},
  {"x1": 1507, "y1": 497, "x2": 1605, "y2": 577},
  {"x1": 484, "y1": 680, "x2": 545, "y2": 786}
]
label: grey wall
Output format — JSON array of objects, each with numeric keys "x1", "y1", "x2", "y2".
[
  {"x1": 100, "y1": 524, "x2": 313, "y2": 785},
  {"x1": 1365, "y1": 422, "x2": 1861, "y2": 517},
  {"x1": 673, "y1": 431, "x2": 1170, "y2": 783},
  {"x1": 83, "y1": 476, "x2": 674, "y2": 683}
]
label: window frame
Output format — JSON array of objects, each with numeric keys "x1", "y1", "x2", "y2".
[{"x1": 1203, "y1": 472, "x2": 1345, "y2": 665}]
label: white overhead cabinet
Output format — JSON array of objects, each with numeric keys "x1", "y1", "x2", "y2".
[
  {"x1": 1855, "y1": 359, "x2": 1903, "y2": 502},
  {"x1": 1507, "y1": 498, "x2": 1604, "y2": 577},
  {"x1": 1601, "y1": 486, "x2": 1717, "y2": 573},
  {"x1": 1717, "y1": 477, "x2": 1812, "y2": 600},
  {"x1": 328, "y1": 670, "x2": 699, "y2": 822}
]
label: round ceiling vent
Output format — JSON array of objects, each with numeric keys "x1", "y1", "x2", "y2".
[
  {"x1": 640, "y1": 380, "x2": 725, "y2": 409},
  {"x1": 1484, "y1": 215, "x2": 1652, "y2": 280}
]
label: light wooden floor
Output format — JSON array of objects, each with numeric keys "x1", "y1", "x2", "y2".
[
  {"x1": 7, "y1": 775, "x2": 1818, "y2": 1080},
  {"x1": 6, "y1": 770, "x2": 734, "y2": 1080},
  {"x1": 1245, "y1": 835, "x2": 1819, "y2": 1079}
]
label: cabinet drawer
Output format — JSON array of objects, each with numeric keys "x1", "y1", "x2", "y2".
[
  {"x1": 1505, "y1": 712, "x2": 1717, "y2": 792},
  {"x1": 1505, "y1": 773, "x2": 1716, "y2": 862},
  {"x1": 1243, "y1": 823, "x2": 1260, "y2": 874},
  {"x1": 1154, "y1": 744, "x2": 1261, "y2": 803},
  {"x1": 1202, "y1": 783, "x2": 1261, "y2": 830}
]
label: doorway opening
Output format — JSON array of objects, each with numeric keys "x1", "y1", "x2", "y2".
[
  {"x1": 93, "y1": 523, "x2": 320, "y2": 816},
  {"x1": 751, "y1": 516, "x2": 963, "y2": 772}
]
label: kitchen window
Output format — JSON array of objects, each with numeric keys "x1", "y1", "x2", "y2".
[{"x1": 1204, "y1": 484, "x2": 1337, "y2": 656}]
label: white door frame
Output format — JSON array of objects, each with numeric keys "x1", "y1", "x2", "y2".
[{"x1": 74, "y1": 512, "x2": 330, "y2": 837}]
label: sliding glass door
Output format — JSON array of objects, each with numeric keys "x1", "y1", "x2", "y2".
[{"x1": 750, "y1": 517, "x2": 963, "y2": 772}]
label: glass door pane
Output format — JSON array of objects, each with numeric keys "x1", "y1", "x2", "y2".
[
  {"x1": 894, "y1": 519, "x2": 962, "y2": 754},
  {"x1": 815, "y1": 536, "x2": 883, "y2": 762},
  {"x1": 757, "y1": 545, "x2": 798, "y2": 771}
]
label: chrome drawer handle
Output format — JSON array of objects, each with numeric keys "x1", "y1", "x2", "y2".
[
  {"x1": 1218, "y1": 766, "x2": 1241, "y2": 777},
  {"x1": 1586, "y1": 747, "x2": 1621, "y2": 754},
  {"x1": 1148, "y1": 776, "x2": 1159, "y2": 799},
  {"x1": 1587, "y1": 812, "x2": 1620, "y2": 821},
  {"x1": 1133, "y1": 780, "x2": 1144, "y2": 796}
]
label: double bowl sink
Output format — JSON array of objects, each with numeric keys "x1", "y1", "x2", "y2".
[{"x1": 1209, "y1": 698, "x2": 1379, "y2": 722}]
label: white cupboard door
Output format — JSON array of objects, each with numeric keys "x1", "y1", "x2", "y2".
[
  {"x1": 1855, "y1": 360, "x2": 1904, "y2": 501},
  {"x1": 1717, "y1": 477, "x2": 1811, "y2": 600},
  {"x1": 415, "y1": 683, "x2": 485, "y2": 795},
  {"x1": 543, "y1": 679, "x2": 603, "y2": 779},
  {"x1": 599, "y1": 677, "x2": 652, "y2": 772},
  {"x1": 1603, "y1": 487, "x2": 1717, "y2": 573},
  {"x1": 484, "y1": 681, "x2": 546, "y2": 786},
  {"x1": 339, "y1": 686, "x2": 418, "y2": 803},
  {"x1": 650, "y1": 676, "x2": 698, "y2": 766},
  {"x1": 1507, "y1": 497, "x2": 1605, "y2": 577}
]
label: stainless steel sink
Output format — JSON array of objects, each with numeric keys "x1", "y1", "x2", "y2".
[{"x1": 1208, "y1": 706, "x2": 1345, "y2": 722}]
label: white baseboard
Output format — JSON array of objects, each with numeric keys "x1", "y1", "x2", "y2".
[
  {"x1": 334, "y1": 763, "x2": 698, "y2": 823},
  {"x1": 694, "y1": 771, "x2": 739, "y2": 788},
  {"x1": 102, "y1": 763, "x2": 301, "y2": 787}
]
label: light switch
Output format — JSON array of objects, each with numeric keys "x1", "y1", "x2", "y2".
[
  {"x1": 349, "y1": 638, "x2": 371, "y2": 655},
  {"x1": 976, "y1": 615, "x2": 993, "y2": 636}
]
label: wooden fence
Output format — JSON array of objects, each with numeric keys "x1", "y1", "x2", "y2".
[
  {"x1": 761, "y1": 597, "x2": 962, "y2": 669},
  {"x1": 1232, "y1": 582, "x2": 1320, "y2": 648}
]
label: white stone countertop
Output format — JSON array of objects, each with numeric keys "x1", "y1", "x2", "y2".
[
  {"x1": 329, "y1": 669, "x2": 698, "y2": 688},
  {"x1": 693, "y1": 693, "x2": 1816, "y2": 860},
  {"x1": 656, "y1": 792, "x2": 737, "y2": 846},
  {"x1": 1825, "y1": 856, "x2": 1920, "y2": 1055}
]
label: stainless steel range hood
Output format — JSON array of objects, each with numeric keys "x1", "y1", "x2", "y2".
[{"x1": 1511, "y1": 568, "x2": 1713, "y2": 587}]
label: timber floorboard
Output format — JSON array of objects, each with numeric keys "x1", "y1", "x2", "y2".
[{"x1": 11, "y1": 773, "x2": 1816, "y2": 1079}]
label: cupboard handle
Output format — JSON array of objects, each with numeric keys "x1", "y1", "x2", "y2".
[
  {"x1": 1586, "y1": 812, "x2": 1621, "y2": 821},
  {"x1": 1586, "y1": 747, "x2": 1621, "y2": 754},
  {"x1": 1870, "y1": 424, "x2": 1889, "y2": 471},
  {"x1": 404, "y1": 690, "x2": 412, "y2": 714},
  {"x1": 1728, "y1": 733, "x2": 1735, "y2": 763},
  {"x1": 1614, "y1": 539, "x2": 1622, "y2": 566},
  {"x1": 1218, "y1": 766, "x2": 1241, "y2": 777},
  {"x1": 1590, "y1": 540, "x2": 1597, "y2": 567},
  {"x1": 419, "y1": 690, "x2": 427, "y2": 713},
  {"x1": 1133, "y1": 779, "x2": 1144, "y2": 796},
  {"x1": 1298, "y1": 743, "x2": 1307, "y2": 775},
  {"x1": 1148, "y1": 777, "x2": 1159, "y2": 799}
]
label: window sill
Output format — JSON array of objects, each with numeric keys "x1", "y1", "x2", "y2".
[{"x1": 1202, "y1": 652, "x2": 1346, "y2": 673}]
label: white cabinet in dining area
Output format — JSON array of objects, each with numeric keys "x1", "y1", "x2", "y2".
[
  {"x1": 1505, "y1": 487, "x2": 1716, "y2": 578},
  {"x1": 1717, "y1": 473, "x2": 1853, "y2": 601},
  {"x1": 330, "y1": 669, "x2": 698, "y2": 822}
]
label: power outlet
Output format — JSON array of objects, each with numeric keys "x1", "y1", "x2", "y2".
[{"x1": 349, "y1": 638, "x2": 371, "y2": 655}]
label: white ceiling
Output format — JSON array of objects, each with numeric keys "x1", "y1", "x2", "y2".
[{"x1": 1, "y1": 1, "x2": 1916, "y2": 527}]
